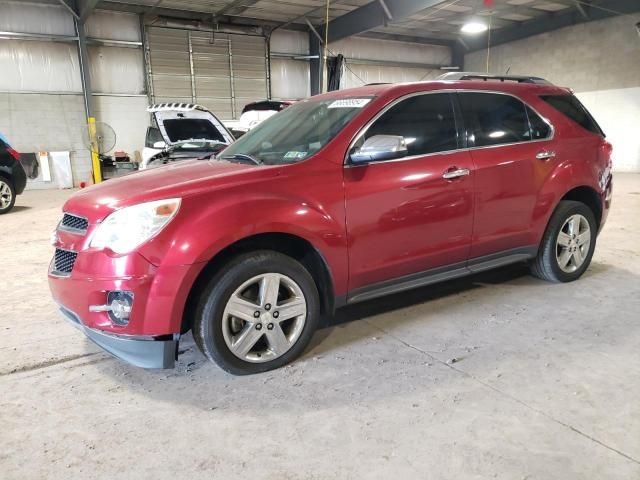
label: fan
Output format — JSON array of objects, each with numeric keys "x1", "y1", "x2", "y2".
[{"x1": 82, "y1": 121, "x2": 117, "y2": 155}]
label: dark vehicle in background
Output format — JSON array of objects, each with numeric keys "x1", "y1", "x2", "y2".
[{"x1": 0, "y1": 133, "x2": 26, "y2": 214}]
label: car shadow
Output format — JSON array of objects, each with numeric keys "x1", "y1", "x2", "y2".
[
  {"x1": 90, "y1": 260, "x2": 621, "y2": 412},
  {"x1": 306, "y1": 262, "x2": 534, "y2": 354},
  {"x1": 8, "y1": 205, "x2": 31, "y2": 213}
]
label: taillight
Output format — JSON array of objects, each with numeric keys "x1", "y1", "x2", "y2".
[{"x1": 7, "y1": 146, "x2": 20, "y2": 162}]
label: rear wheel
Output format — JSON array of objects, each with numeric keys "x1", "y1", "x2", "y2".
[
  {"x1": 0, "y1": 177, "x2": 15, "y2": 214},
  {"x1": 193, "y1": 251, "x2": 320, "y2": 374},
  {"x1": 530, "y1": 200, "x2": 597, "y2": 282}
]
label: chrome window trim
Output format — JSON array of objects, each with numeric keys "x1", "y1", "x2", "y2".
[{"x1": 343, "y1": 88, "x2": 555, "y2": 168}]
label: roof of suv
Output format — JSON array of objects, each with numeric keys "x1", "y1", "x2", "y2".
[{"x1": 313, "y1": 78, "x2": 570, "y2": 101}]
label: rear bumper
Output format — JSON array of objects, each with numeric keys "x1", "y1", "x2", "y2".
[
  {"x1": 59, "y1": 305, "x2": 177, "y2": 368},
  {"x1": 599, "y1": 174, "x2": 613, "y2": 234}
]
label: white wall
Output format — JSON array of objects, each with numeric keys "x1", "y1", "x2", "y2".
[
  {"x1": 465, "y1": 14, "x2": 640, "y2": 172},
  {"x1": 270, "y1": 30, "x2": 310, "y2": 99},
  {"x1": 0, "y1": 2, "x2": 150, "y2": 186},
  {"x1": 329, "y1": 36, "x2": 451, "y2": 89},
  {"x1": 269, "y1": 31, "x2": 452, "y2": 96},
  {"x1": 94, "y1": 96, "x2": 149, "y2": 158}
]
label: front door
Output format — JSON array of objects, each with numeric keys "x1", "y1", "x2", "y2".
[{"x1": 344, "y1": 92, "x2": 475, "y2": 292}]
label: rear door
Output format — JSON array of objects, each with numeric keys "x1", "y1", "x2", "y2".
[
  {"x1": 344, "y1": 92, "x2": 475, "y2": 291},
  {"x1": 458, "y1": 91, "x2": 556, "y2": 258}
]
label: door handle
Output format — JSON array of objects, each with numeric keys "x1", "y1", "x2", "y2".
[
  {"x1": 442, "y1": 168, "x2": 470, "y2": 180},
  {"x1": 536, "y1": 150, "x2": 556, "y2": 161}
]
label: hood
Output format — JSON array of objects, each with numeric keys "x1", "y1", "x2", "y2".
[
  {"x1": 63, "y1": 160, "x2": 264, "y2": 220},
  {"x1": 148, "y1": 103, "x2": 235, "y2": 146}
]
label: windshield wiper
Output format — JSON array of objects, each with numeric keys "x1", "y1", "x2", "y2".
[{"x1": 219, "y1": 153, "x2": 263, "y2": 165}]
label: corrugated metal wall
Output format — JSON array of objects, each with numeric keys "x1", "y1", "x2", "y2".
[{"x1": 146, "y1": 26, "x2": 267, "y2": 120}]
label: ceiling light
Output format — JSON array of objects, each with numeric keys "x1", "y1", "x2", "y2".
[{"x1": 461, "y1": 21, "x2": 488, "y2": 34}]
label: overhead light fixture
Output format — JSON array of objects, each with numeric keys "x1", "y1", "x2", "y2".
[{"x1": 461, "y1": 21, "x2": 488, "y2": 34}]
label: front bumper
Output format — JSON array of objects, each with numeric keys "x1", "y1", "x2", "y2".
[{"x1": 60, "y1": 305, "x2": 177, "y2": 368}]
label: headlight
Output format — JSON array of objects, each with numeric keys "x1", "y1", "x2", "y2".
[{"x1": 90, "y1": 198, "x2": 181, "y2": 254}]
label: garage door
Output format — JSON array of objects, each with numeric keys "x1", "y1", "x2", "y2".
[{"x1": 145, "y1": 26, "x2": 268, "y2": 120}]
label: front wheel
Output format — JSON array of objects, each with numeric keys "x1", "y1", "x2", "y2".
[
  {"x1": 193, "y1": 251, "x2": 320, "y2": 374},
  {"x1": 530, "y1": 200, "x2": 597, "y2": 282}
]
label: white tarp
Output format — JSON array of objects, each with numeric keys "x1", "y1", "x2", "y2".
[
  {"x1": 84, "y1": 10, "x2": 141, "y2": 42},
  {"x1": 0, "y1": 1, "x2": 75, "y2": 36},
  {"x1": 0, "y1": 40, "x2": 82, "y2": 92},
  {"x1": 50, "y1": 151, "x2": 73, "y2": 189},
  {"x1": 270, "y1": 58, "x2": 309, "y2": 99},
  {"x1": 270, "y1": 30, "x2": 308, "y2": 55},
  {"x1": 89, "y1": 46, "x2": 145, "y2": 94}
]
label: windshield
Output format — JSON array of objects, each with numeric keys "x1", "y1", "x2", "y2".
[
  {"x1": 219, "y1": 97, "x2": 372, "y2": 165},
  {"x1": 171, "y1": 140, "x2": 225, "y2": 152}
]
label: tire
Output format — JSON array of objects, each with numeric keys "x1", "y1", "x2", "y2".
[
  {"x1": 193, "y1": 250, "x2": 320, "y2": 375},
  {"x1": 530, "y1": 200, "x2": 597, "y2": 282},
  {"x1": 0, "y1": 176, "x2": 16, "y2": 214}
]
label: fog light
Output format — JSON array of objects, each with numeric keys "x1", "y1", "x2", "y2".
[{"x1": 106, "y1": 291, "x2": 133, "y2": 325}]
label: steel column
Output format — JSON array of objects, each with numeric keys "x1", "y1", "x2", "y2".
[
  {"x1": 75, "y1": 17, "x2": 102, "y2": 184},
  {"x1": 309, "y1": 33, "x2": 322, "y2": 96}
]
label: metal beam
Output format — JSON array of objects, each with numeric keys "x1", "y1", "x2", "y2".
[
  {"x1": 305, "y1": 17, "x2": 324, "y2": 44},
  {"x1": 100, "y1": 1, "x2": 307, "y2": 32},
  {"x1": 75, "y1": 19, "x2": 94, "y2": 118},
  {"x1": 0, "y1": 31, "x2": 78, "y2": 42},
  {"x1": 79, "y1": 0, "x2": 100, "y2": 21},
  {"x1": 322, "y1": 0, "x2": 449, "y2": 43},
  {"x1": 58, "y1": 0, "x2": 80, "y2": 20},
  {"x1": 213, "y1": 0, "x2": 261, "y2": 18},
  {"x1": 464, "y1": 0, "x2": 640, "y2": 52},
  {"x1": 309, "y1": 34, "x2": 323, "y2": 96},
  {"x1": 574, "y1": 0, "x2": 589, "y2": 19},
  {"x1": 359, "y1": 31, "x2": 454, "y2": 47}
]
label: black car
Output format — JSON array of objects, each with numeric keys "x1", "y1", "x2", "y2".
[{"x1": 0, "y1": 133, "x2": 27, "y2": 214}]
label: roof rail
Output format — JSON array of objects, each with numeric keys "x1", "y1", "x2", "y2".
[{"x1": 437, "y1": 72, "x2": 551, "y2": 85}]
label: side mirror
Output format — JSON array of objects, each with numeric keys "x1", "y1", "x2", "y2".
[
  {"x1": 153, "y1": 141, "x2": 167, "y2": 149},
  {"x1": 350, "y1": 135, "x2": 408, "y2": 164}
]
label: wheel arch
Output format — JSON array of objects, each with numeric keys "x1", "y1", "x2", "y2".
[
  {"x1": 180, "y1": 232, "x2": 337, "y2": 334},
  {"x1": 560, "y1": 185, "x2": 602, "y2": 229}
]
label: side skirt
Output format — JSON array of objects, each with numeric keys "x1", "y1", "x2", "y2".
[{"x1": 345, "y1": 246, "x2": 537, "y2": 306}]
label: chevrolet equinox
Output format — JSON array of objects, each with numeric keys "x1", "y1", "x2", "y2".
[{"x1": 49, "y1": 74, "x2": 613, "y2": 374}]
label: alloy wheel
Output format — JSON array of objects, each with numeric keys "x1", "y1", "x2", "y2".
[
  {"x1": 0, "y1": 180, "x2": 12, "y2": 210},
  {"x1": 221, "y1": 273, "x2": 307, "y2": 363},
  {"x1": 556, "y1": 214, "x2": 591, "y2": 273}
]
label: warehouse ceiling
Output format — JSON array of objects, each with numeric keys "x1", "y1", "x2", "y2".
[{"x1": 44, "y1": 0, "x2": 640, "y2": 49}]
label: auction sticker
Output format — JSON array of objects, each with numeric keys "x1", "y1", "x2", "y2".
[
  {"x1": 284, "y1": 151, "x2": 307, "y2": 159},
  {"x1": 328, "y1": 98, "x2": 371, "y2": 109}
]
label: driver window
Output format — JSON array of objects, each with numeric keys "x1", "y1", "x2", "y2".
[{"x1": 357, "y1": 93, "x2": 459, "y2": 157}]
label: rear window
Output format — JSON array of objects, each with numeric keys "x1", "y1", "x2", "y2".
[
  {"x1": 163, "y1": 119, "x2": 226, "y2": 143},
  {"x1": 242, "y1": 101, "x2": 289, "y2": 114},
  {"x1": 459, "y1": 92, "x2": 531, "y2": 147},
  {"x1": 0, "y1": 132, "x2": 9, "y2": 150},
  {"x1": 540, "y1": 94, "x2": 604, "y2": 136}
]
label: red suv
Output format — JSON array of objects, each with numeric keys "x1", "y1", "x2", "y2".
[{"x1": 49, "y1": 74, "x2": 613, "y2": 374}]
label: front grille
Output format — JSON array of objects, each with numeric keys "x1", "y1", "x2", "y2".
[
  {"x1": 60, "y1": 213, "x2": 88, "y2": 234},
  {"x1": 52, "y1": 248, "x2": 77, "y2": 276}
]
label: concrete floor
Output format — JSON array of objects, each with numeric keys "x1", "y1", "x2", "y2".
[{"x1": 1, "y1": 174, "x2": 639, "y2": 479}]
